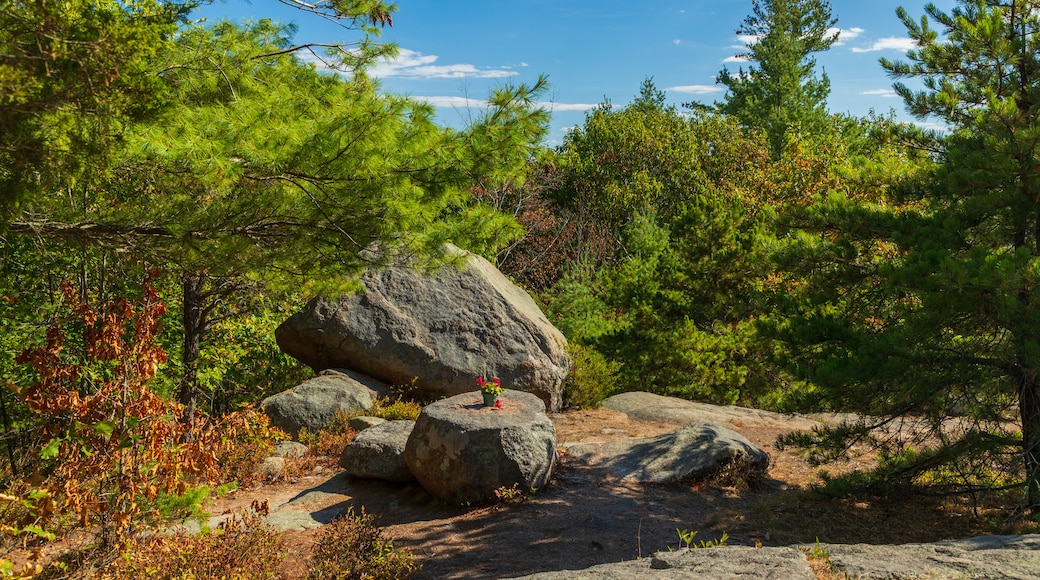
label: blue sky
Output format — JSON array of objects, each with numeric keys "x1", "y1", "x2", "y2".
[{"x1": 198, "y1": 0, "x2": 957, "y2": 144}]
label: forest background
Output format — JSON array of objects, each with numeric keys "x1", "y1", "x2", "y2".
[{"x1": 4, "y1": 0, "x2": 1040, "y2": 576}]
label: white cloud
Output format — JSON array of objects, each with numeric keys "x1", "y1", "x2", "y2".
[
  {"x1": 414, "y1": 96, "x2": 489, "y2": 108},
  {"x1": 914, "y1": 120, "x2": 949, "y2": 133},
  {"x1": 412, "y1": 96, "x2": 596, "y2": 112},
  {"x1": 371, "y1": 48, "x2": 519, "y2": 79},
  {"x1": 861, "y1": 88, "x2": 898, "y2": 98},
  {"x1": 831, "y1": 26, "x2": 864, "y2": 46},
  {"x1": 722, "y1": 34, "x2": 761, "y2": 63},
  {"x1": 673, "y1": 39, "x2": 681, "y2": 45},
  {"x1": 666, "y1": 85, "x2": 723, "y2": 95},
  {"x1": 851, "y1": 37, "x2": 918, "y2": 53},
  {"x1": 539, "y1": 101, "x2": 599, "y2": 112}
]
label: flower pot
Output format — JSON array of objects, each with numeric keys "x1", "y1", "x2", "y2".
[{"x1": 482, "y1": 391, "x2": 500, "y2": 407}]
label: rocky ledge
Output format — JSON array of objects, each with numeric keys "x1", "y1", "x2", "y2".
[{"x1": 507, "y1": 535, "x2": 1040, "y2": 580}]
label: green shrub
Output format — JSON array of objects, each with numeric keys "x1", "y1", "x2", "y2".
[
  {"x1": 141, "y1": 486, "x2": 212, "y2": 523},
  {"x1": 308, "y1": 507, "x2": 419, "y2": 580},
  {"x1": 371, "y1": 397, "x2": 423, "y2": 421},
  {"x1": 562, "y1": 343, "x2": 619, "y2": 409}
]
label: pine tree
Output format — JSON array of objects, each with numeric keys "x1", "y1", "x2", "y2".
[
  {"x1": 4, "y1": 11, "x2": 548, "y2": 413},
  {"x1": 0, "y1": 0, "x2": 191, "y2": 222},
  {"x1": 775, "y1": 0, "x2": 1040, "y2": 513},
  {"x1": 714, "y1": 0, "x2": 838, "y2": 157}
]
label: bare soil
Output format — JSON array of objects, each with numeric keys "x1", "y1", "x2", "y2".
[{"x1": 201, "y1": 408, "x2": 1035, "y2": 580}]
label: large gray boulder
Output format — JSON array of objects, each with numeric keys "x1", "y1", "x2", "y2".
[
  {"x1": 275, "y1": 244, "x2": 569, "y2": 411},
  {"x1": 339, "y1": 420, "x2": 416, "y2": 482},
  {"x1": 404, "y1": 390, "x2": 556, "y2": 505},
  {"x1": 565, "y1": 421, "x2": 769, "y2": 484},
  {"x1": 261, "y1": 370, "x2": 387, "y2": 437}
]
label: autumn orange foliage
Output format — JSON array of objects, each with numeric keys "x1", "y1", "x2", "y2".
[{"x1": 11, "y1": 273, "x2": 270, "y2": 545}]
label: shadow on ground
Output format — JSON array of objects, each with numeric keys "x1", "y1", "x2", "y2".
[{"x1": 268, "y1": 449, "x2": 1022, "y2": 580}]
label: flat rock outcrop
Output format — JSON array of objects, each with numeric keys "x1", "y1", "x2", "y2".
[
  {"x1": 274, "y1": 244, "x2": 570, "y2": 411},
  {"x1": 339, "y1": 420, "x2": 415, "y2": 482},
  {"x1": 404, "y1": 390, "x2": 556, "y2": 505},
  {"x1": 507, "y1": 547, "x2": 815, "y2": 579},
  {"x1": 260, "y1": 370, "x2": 387, "y2": 436},
  {"x1": 602, "y1": 391, "x2": 821, "y2": 430},
  {"x1": 815, "y1": 534, "x2": 1040, "y2": 579},
  {"x1": 508, "y1": 535, "x2": 1040, "y2": 579},
  {"x1": 565, "y1": 421, "x2": 768, "y2": 484}
]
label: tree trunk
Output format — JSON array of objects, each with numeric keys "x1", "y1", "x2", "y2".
[
  {"x1": 1018, "y1": 369, "x2": 1040, "y2": 513},
  {"x1": 0, "y1": 389, "x2": 16, "y2": 477},
  {"x1": 178, "y1": 274, "x2": 206, "y2": 419}
]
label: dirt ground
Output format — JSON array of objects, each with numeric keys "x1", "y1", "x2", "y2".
[{"x1": 198, "y1": 408, "x2": 1032, "y2": 580}]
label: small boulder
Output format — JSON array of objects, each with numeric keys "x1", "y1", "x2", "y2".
[
  {"x1": 275, "y1": 244, "x2": 570, "y2": 411},
  {"x1": 566, "y1": 421, "x2": 768, "y2": 484},
  {"x1": 339, "y1": 420, "x2": 416, "y2": 482},
  {"x1": 348, "y1": 416, "x2": 387, "y2": 431},
  {"x1": 259, "y1": 456, "x2": 285, "y2": 480},
  {"x1": 271, "y1": 441, "x2": 309, "y2": 458},
  {"x1": 404, "y1": 390, "x2": 556, "y2": 505},
  {"x1": 261, "y1": 370, "x2": 388, "y2": 437}
]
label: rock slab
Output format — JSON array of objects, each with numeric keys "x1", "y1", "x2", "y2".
[
  {"x1": 404, "y1": 390, "x2": 556, "y2": 505},
  {"x1": 509, "y1": 536, "x2": 1040, "y2": 579},
  {"x1": 261, "y1": 370, "x2": 386, "y2": 437},
  {"x1": 507, "y1": 547, "x2": 815, "y2": 579},
  {"x1": 275, "y1": 244, "x2": 570, "y2": 411},
  {"x1": 339, "y1": 420, "x2": 416, "y2": 482},
  {"x1": 816, "y1": 535, "x2": 1040, "y2": 580},
  {"x1": 565, "y1": 421, "x2": 768, "y2": 483},
  {"x1": 602, "y1": 391, "x2": 822, "y2": 430}
]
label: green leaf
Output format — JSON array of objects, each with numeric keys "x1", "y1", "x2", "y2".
[
  {"x1": 93, "y1": 420, "x2": 115, "y2": 439},
  {"x1": 27, "y1": 489, "x2": 49, "y2": 501},
  {"x1": 40, "y1": 438, "x2": 60, "y2": 460},
  {"x1": 17, "y1": 524, "x2": 55, "y2": 541}
]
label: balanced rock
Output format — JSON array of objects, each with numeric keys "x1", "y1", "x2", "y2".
[
  {"x1": 339, "y1": 420, "x2": 416, "y2": 482},
  {"x1": 261, "y1": 370, "x2": 387, "y2": 437},
  {"x1": 565, "y1": 421, "x2": 769, "y2": 484},
  {"x1": 404, "y1": 390, "x2": 556, "y2": 505},
  {"x1": 274, "y1": 244, "x2": 569, "y2": 411}
]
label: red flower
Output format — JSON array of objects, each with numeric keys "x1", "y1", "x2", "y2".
[{"x1": 494, "y1": 399, "x2": 503, "y2": 409}]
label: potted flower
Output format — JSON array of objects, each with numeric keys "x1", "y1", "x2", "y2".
[{"x1": 476, "y1": 376, "x2": 504, "y2": 407}]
